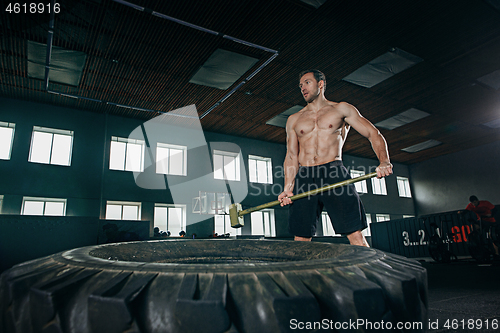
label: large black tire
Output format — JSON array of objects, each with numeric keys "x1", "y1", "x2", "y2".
[{"x1": 0, "y1": 239, "x2": 427, "y2": 333}]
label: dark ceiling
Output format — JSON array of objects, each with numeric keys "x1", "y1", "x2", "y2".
[{"x1": 2, "y1": 0, "x2": 500, "y2": 164}]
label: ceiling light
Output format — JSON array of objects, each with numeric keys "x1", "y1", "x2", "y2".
[
  {"x1": 27, "y1": 41, "x2": 87, "y2": 87},
  {"x1": 375, "y1": 108, "x2": 430, "y2": 130},
  {"x1": 482, "y1": 118, "x2": 500, "y2": 128},
  {"x1": 401, "y1": 140, "x2": 442, "y2": 153},
  {"x1": 266, "y1": 105, "x2": 303, "y2": 128},
  {"x1": 299, "y1": 0, "x2": 328, "y2": 9},
  {"x1": 189, "y1": 49, "x2": 259, "y2": 90},
  {"x1": 343, "y1": 48, "x2": 423, "y2": 88},
  {"x1": 477, "y1": 69, "x2": 500, "y2": 90}
]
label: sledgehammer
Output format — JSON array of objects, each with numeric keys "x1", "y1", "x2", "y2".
[{"x1": 229, "y1": 172, "x2": 378, "y2": 228}]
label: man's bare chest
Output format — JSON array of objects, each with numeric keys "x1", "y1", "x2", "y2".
[{"x1": 293, "y1": 110, "x2": 344, "y2": 137}]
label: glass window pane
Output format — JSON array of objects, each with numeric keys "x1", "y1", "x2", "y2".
[
  {"x1": 248, "y1": 159, "x2": 257, "y2": 183},
  {"x1": 125, "y1": 142, "x2": 143, "y2": 172},
  {"x1": 106, "y1": 204, "x2": 122, "y2": 220},
  {"x1": 251, "y1": 212, "x2": 264, "y2": 235},
  {"x1": 168, "y1": 207, "x2": 183, "y2": 235},
  {"x1": 224, "y1": 155, "x2": 236, "y2": 180},
  {"x1": 156, "y1": 146, "x2": 169, "y2": 174},
  {"x1": 169, "y1": 148, "x2": 183, "y2": 175},
  {"x1": 154, "y1": 206, "x2": 168, "y2": 231},
  {"x1": 44, "y1": 201, "x2": 65, "y2": 216},
  {"x1": 263, "y1": 211, "x2": 271, "y2": 237},
  {"x1": 257, "y1": 160, "x2": 267, "y2": 183},
  {"x1": 214, "y1": 154, "x2": 224, "y2": 179},
  {"x1": 0, "y1": 127, "x2": 14, "y2": 160},
  {"x1": 51, "y1": 134, "x2": 72, "y2": 166},
  {"x1": 122, "y1": 205, "x2": 139, "y2": 220},
  {"x1": 23, "y1": 201, "x2": 45, "y2": 215},
  {"x1": 214, "y1": 215, "x2": 225, "y2": 235},
  {"x1": 30, "y1": 131, "x2": 52, "y2": 164},
  {"x1": 110, "y1": 141, "x2": 126, "y2": 170}
]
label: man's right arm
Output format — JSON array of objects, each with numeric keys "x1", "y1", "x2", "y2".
[{"x1": 279, "y1": 116, "x2": 299, "y2": 206}]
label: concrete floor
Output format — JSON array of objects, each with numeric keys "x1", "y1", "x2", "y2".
[{"x1": 421, "y1": 258, "x2": 500, "y2": 332}]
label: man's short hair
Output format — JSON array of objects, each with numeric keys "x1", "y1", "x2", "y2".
[
  {"x1": 469, "y1": 195, "x2": 478, "y2": 202},
  {"x1": 299, "y1": 69, "x2": 326, "y2": 91}
]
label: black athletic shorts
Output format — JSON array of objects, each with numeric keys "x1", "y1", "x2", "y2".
[{"x1": 288, "y1": 160, "x2": 367, "y2": 237}]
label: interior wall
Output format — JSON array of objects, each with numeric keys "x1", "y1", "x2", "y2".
[
  {"x1": 0, "y1": 97, "x2": 415, "y2": 238},
  {"x1": 409, "y1": 140, "x2": 500, "y2": 216}
]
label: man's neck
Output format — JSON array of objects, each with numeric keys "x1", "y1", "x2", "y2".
[{"x1": 307, "y1": 94, "x2": 329, "y2": 111}]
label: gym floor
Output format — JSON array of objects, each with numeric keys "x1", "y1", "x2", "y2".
[{"x1": 421, "y1": 258, "x2": 500, "y2": 332}]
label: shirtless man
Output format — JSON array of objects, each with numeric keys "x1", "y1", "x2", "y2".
[{"x1": 278, "y1": 70, "x2": 393, "y2": 246}]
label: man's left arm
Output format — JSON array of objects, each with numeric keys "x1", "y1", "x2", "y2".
[{"x1": 339, "y1": 102, "x2": 393, "y2": 178}]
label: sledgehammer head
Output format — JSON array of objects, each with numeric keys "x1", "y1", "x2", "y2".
[{"x1": 229, "y1": 203, "x2": 244, "y2": 228}]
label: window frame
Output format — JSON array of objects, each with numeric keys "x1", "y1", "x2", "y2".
[
  {"x1": 371, "y1": 177, "x2": 388, "y2": 195},
  {"x1": 248, "y1": 155, "x2": 273, "y2": 184},
  {"x1": 250, "y1": 209, "x2": 276, "y2": 237},
  {"x1": 397, "y1": 176, "x2": 412, "y2": 198},
  {"x1": 350, "y1": 169, "x2": 368, "y2": 193},
  {"x1": 156, "y1": 143, "x2": 187, "y2": 176},
  {"x1": 105, "y1": 201, "x2": 142, "y2": 220},
  {"x1": 21, "y1": 197, "x2": 67, "y2": 216},
  {"x1": 376, "y1": 214, "x2": 391, "y2": 222},
  {"x1": 154, "y1": 203, "x2": 187, "y2": 237},
  {"x1": 0, "y1": 121, "x2": 15, "y2": 160},
  {"x1": 109, "y1": 136, "x2": 145, "y2": 172},
  {"x1": 28, "y1": 126, "x2": 74, "y2": 166},
  {"x1": 213, "y1": 150, "x2": 241, "y2": 181}
]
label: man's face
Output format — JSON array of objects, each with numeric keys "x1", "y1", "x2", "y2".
[
  {"x1": 299, "y1": 73, "x2": 322, "y2": 103},
  {"x1": 472, "y1": 200, "x2": 480, "y2": 207}
]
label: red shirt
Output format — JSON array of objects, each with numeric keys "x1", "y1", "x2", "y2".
[{"x1": 466, "y1": 201, "x2": 496, "y2": 223}]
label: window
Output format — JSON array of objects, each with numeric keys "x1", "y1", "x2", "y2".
[
  {"x1": 213, "y1": 150, "x2": 240, "y2": 181},
  {"x1": 371, "y1": 177, "x2": 387, "y2": 195},
  {"x1": 214, "y1": 214, "x2": 241, "y2": 236},
  {"x1": 109, "y1": 136, "x2": 145, "y2": 172},
  {"x1": 362, "y1": 214, "x2": 373, "y2": 237},
  {"x1": 376, "y1": 214, "x2": 390, "y2": 222},
  {"x1": 350, "y1": 169, "x2": 367, "y2": 193},
  {"x1": 397, "y1": 176, "x2": 412, "y2": 198},
  {"x1": 156, "y1": 143, "x2": 187, "y2": 176},
  {"x1": 0, "y1": 122, "x2": 15, "y2": 160},
  {"x1": 249, "y1": 155, "x2": 273, "y2": 184},
  {"x1": 154, "y1": 204, "x2": 186, "y2": 236},
  {"x1": 22, "y1": 197, "x2": 67, "y2": 216},
  {"x1": 106, "y1": 201, "x2": 141, "y2": 220},
  {"x1": 403, "y1": 215, "x2": 415, "y2": 219},
  {"x1": 321, "y1": 212, "x2": 340, "y2": 236},
  {"x1": 0, "y1": 195, "x2": 3, "y2": 214},
  {"x1": 251, "y1": 210, "x2": 275, "y2": 237},
  {"x1": 29, "y1": 126, "x2": 73, "y2": 166}
]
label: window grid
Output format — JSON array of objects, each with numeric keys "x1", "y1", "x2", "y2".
[
  {"x1": 29, "y1": 126, "x2": 73, "y2": 166},
  {"x1": 397, "y1": 176, "x2": 412, "y2": 198},
  {"x1": 213, "y1": 150, "x2": 240, "y2": 181},
  {"x1": 156, "y1": 143, "x2": 187, "y2": 176},
  {"x1": 250, "y1": 209, "x2": 276, "y2": 237},
  {"x1": 214, "y1": 214, "x2": 241, "y2": 236},
  {"x1": 0, "y1": 122, "x2": 15, "y2": 160},
  {"x1": 106, "y1": 201, "x2": 141, "y2": 220},
  {"x1": 248, "y1": 155, "x2": 273, "y2": 184},
  {"x1": 109, "y1": 136, "x2": 145, "y2": 172},
  {"x1": 321, "y1": 212, "x2": 341, "y2": 236},
  {"x1": 371, "y1": 177, "x2": 387, "y2": 195},
  {"x1": 154, "y1": 204, "x2": 186, "y2": 237},
  {"x1": 362, "y1": 213, "x2": 373, "y2": 237},
  {"x1": 376, "y1": 214, "x2": 390, "y2": 222},
  {"x1": 350, "y1": 169, "x2": 367, "y2": 193},
  {"x1": 22, "y1": 197, "x2": 67, "y2": 216}
]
